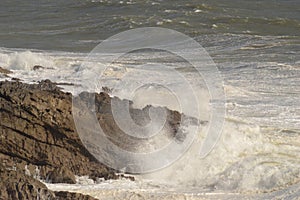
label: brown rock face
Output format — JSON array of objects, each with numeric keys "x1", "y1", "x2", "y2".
[
  {"x1": 0, "y1": 164, "x2": 55, "y2": 200},
  {"x1": 33, "y1": 65, "x2": 45, "y2": 71},
  {"x1": 0, "y1": 67, "x2": 12, "y2": 75},
  {"x1": 0, "y1": 80, "x2": 193, "y2": 199},
  {"x1": 47, "y1": 166, "x2": 76, "y2": 184},
  {"x1": 0, "y1": 67, "x2": 12, "y2": 78},
  {"x1": 55, "y1": 191, "x2": 98, "y2": 200},
  {"x1": 0, "y1": 164, "x2": 99, "y2": 200},
  {"x1": 0, "y1": 80, "x2": 116, "y2": 181}
]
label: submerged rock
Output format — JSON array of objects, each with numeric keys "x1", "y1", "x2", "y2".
[
  {"x1": 33, "y1": 65, "x2": 55, "y2": 71},
  {"x1": 0, "y1": 67, "x2": 12, "y2": 75},
  {"x1": 33, "y1": 65, "x2": 45, "y2": 71},
  {"x1": 0, "y1": 67, "x2": 12, "y2": 78}
]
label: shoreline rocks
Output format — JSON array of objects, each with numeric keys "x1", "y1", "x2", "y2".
[
  {"x1": 47, "y1": 166, "x2": 77, "y2": 184},
  {"x1": 0, "y1": 164, "x2": 55, "y2": 200},
  {"x1": 0, "y1": 67, "x2": 12, "y2": 78},
  {"x1": 0, "y1": 67, "x2": 12, "y2": 75},
  {"x1": 0, "y1": 79, "x2": 191, "y2": 199},
  {"x1": 0, "y1": 163, "x2": 98, "y2": 200},
  {"x1": 55, "y1": 191, "x2": 98, "y2": 200},
  {"x1": 0, "y1": 80, "x2": 119, "y2": 199},
  {"x1": 0, "y1": 80, "x2": 117, "y2": 181}
]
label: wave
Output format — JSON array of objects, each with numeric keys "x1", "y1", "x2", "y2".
[
  {"x1": 0, "y1": 48, "x2": 86, "y2": 86},
  {"x1": 44, "y1": 119, "x2": 300, "y2": 199},
  {"x1": 1, "y1": 47, "x2": 299, "y2": 198}
]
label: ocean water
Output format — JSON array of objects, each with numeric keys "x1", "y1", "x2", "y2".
[{"x1": 1, "y1": 0, "x2": 300, "y2": 199}]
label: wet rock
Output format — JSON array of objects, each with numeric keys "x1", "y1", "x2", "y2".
[
  {"x1": 11, "y1": 77, "x2": 21, "y2": 81},
  {"x1": 47, "y1": 166, "x2": 76, "y2": 184},
  {"x1": 0, "y1": 67, "x2": 12, "y2": 75},
  {"x1": 102, "y1": 86, "x2": 112, "y2": 93},
  {"x1": 0, "y1": 80, "x2": 117, "y2": 182},
  {"x1": 55, "y1": 191, "x2": 98, "y2": 200},
  {"x1": 0, "y1": 164, "x2": 55, "y2": 200},
  {"x1": 33, "y1": 65, "x2": 45, "y2": 71},
  {"x1": 33, "y1": 65, "x2": 55, "y2": 71},
  {"x1": 0, "y1": 79, "x2": 191, "y2": 195},
  {"x1": 0, "y1": 164, "x2": 97, "y2": 200}
]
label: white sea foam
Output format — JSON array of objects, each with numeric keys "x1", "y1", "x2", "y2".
[
  {"x1": 1, "y1": 48, "x2": 299, "y2": 199},
  {"x1": 43, "y1": 119, "x2": 300, "y2": 199},
  {"x1": 0, "y1": 48, "x2": 85, "y2": 89}
]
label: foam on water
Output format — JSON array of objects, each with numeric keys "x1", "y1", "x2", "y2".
[
  {"x1": 0, "y1": 48, "x2": 85, "y2": 89},
  {"x1": 138, "y1": 120, "x2": 300, "y2": 190},
  {"x1": 43, "y1": 119, "x2": 300, "y2": 199},
  {"x1": 0, "y1": 0, "x2": 299, "y2": 198},
  {"x1": 1, "y1": 47, "x2": 299, "y2": 198},
  {"x1": 0, "y1": 51, "x2": 55, "y2": 71}
]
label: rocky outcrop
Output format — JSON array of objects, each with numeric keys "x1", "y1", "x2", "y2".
[
  {"x1": 0, "y1": 67, "x2": 12, "y2": 75},
  {"x1": 47, "y1": 166, "x2": 76, "y2": 184},
  {"x1": 33, "y1": 65, "x2": 45, "y2": 71},
  {"x1": 0, "y1": 80, "x2": 117, "y2": 182},
  {"x1": 33, "y1": 65, "x2": 54, "y2": 71},
  {"x1": 0, "y1": 79, "x2": 190, "y2": 199},
  {"x1": 0, "y1": 164, "x2": 55, "y2": 200},
  {"x1": 0, "y1": 67, "x2": 12, "y2": 78},
  {"x1": 0, "y1": 163, "x2": 100, "y2": 200},
  {"x1": 0, "y1": 80, "x2": 120, "y2": 199},
  {"x1": 55, "y1": 191, "x2": 98, "y2": 200}
]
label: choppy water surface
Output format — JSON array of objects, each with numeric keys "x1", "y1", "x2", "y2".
[
  {"x1": 0, "y1": 0, "x2": 300, "y2": 199},
  {"x1": 1, "y1": 0, "x2": 299, "y2": 51}
]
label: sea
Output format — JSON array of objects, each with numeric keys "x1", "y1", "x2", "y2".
[{"x1": 0, "y1": 0, "x2": 300, "y2": 199}]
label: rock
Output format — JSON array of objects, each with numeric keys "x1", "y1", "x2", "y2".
[
  {"x1": 0, "y1": 164, "x2": 97, "y2": 200},
  {"x1": 11, "y1": 77, "x2": 21, "y2": 81},
  {"x1": 56, "y1": 82, "x2": 75, "y2": 86},
  {"x1": 102, "y1": 86, "x2": 112, "y2": 93},
  {"x1": 0, "y1": 164, "x2": 55, "y2": 200},
  {"x1": 0, "y1": 67, "x2": 12, "y2": 78},
  {"x1": 47, "y1": 166, "x2": 76, "y2": 184},
  {"x1": 0, "y1": 79, "x2": 192, "y2": 186},
  {"x1": 55, "y1": 191, "x2": 98, "y2": 200},
  {"x1": 0, "y1": 80, "x2": 117, "y2": 182},
  {"x1": 33, "y1": 65, "x2": 55, "y2": 71},
  {"x1": 33, "y1": 65, "x2": 45, "y2": 70},
  {"x1": 0, "y1": 67, "x2": 12, "y2": 75}
]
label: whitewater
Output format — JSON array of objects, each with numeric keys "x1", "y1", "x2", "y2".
[{"x1": 0, "y1": 37, "x2": 299, "y2": 199}]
